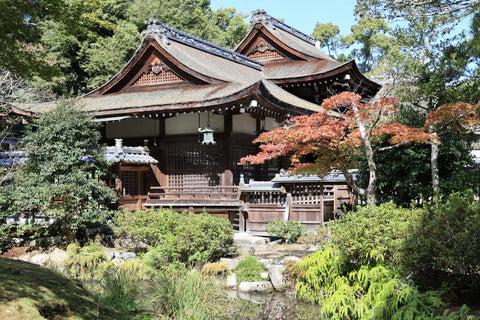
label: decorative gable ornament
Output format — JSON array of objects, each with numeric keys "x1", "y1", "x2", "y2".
[{"x1": 133, "y1": 58, "x2": 184, "y2": 86}]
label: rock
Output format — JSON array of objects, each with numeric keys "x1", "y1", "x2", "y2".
[
  {"x1": 259, "y1": 258, "x2": 273, "y2": 267},
  {"x1": 280, "y1": 256, "x2": 302, "y2": 265},
  {"x1": 48, "y1": 248, "x2": 68, "y2": 265},
  {"x1": 268, "y1": 265, "x2": 286, "y2": 291},
  {"x1": 10, "y1": 238, "x2": 24, "y2": 246},
  {"x1": 260, "y1": 272, "x2": 269, "y2": 279},
  {"x1": 219, "y1": 258, "x2": 239, "y2": 270},
  {"x1": 226, "y1": 273, "x2": 237, "y2": 287},
  {"x1": 45, "y1": 236, "x2": 62, "y2": 246},
  {"x1": 238, "y1": 291, "x2": 267, "y2": 304},
  {"x1": 238, "y1": 281, "x2": 274, "y2": 293},
  {"x1": 30, "y1": 253, "x2": 50, "y2": 266},
  {"x1": 121, "y1": 252, "x2": 137, "y2": 261},
  {"x1": 105, "y1": 251, "x2": 116, "y2": 261}
]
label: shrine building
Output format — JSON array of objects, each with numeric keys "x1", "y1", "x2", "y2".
[{"x1": 17, "y1": 10, "x2": 380, "y2": 232}]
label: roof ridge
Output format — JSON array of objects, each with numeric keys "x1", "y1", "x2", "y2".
[
  {"x1": 141, "y1": 18, "x2": 264, "y2": 71},
  {"x1": 250, "y1": 10, "x2": 317, "y2": 46}
]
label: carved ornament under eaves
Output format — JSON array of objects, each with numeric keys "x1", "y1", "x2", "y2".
[{"x1": 133, "y1": 58, "x2": 184, "y2": 86}]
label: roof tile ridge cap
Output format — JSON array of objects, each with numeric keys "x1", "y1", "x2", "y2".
[
  {"x1": 142, "y1": 18, "x2": 264, "y2": 71},
  {"x1": 250, "y1": 9, "x2": 316, "y2": 46}
]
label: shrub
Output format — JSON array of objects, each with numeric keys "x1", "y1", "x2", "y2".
[
  {"x1": 235, "y1": 255, "x2": 268, "y2": 283},
  {"x1": 332, "y1": 202, "x2": 419, "y2": 268},
  {"x1": 145, "y1": 264, "x2": 230, "y2": 320},
  {"x1": 112, "y1": 208, "x2": 180, "y2": 247},
  {"x1": 297, "y1": 227, "x2": 331, "y2": 248},
  {"x1": 290, "y1": 245, "x2": 469, "y2": 320},
  {"x1": 123, "y1": 209, "x2": 237, "y2": 267},
  {"x1": 266, "y1": 219, "x2": 306, "y2": 243},
  {"x1": 64, "y1": 242, "x2": 107, "y2": 281},
  {"x1": 201, "y1": 262, "x2": 229, "y2": 276},
  {"x1": 402, "y1": 191, "x2": 480, "y2": 295}
]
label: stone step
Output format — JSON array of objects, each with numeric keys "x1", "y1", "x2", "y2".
[{"x1": 234, "y1": 232, "x2": 270, "y2": 245}]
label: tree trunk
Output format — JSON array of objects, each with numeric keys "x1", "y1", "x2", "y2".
[{"x1": 431, "y1": 133, "x2": 440, "y2": 195}]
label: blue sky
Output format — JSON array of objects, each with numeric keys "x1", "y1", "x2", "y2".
[{"x1": 210, "y1": 0, "x2": 358, "y2": 37}]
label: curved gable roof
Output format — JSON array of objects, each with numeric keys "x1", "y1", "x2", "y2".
[
  {"x1": 87, "y1": 19, "x2": 265, "y2": 96},
  {"x1": 235, "y1": 10, "x2": 334, "y2": 62}
]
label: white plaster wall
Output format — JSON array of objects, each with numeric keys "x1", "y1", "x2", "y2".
[
  {"x1": 106, "y1": 118, "x2": 160, "y2": 139},
  {"x1": 265, "y1": 116, "x2": 282, "y2": 131},
  {"x1": 166, "y1": 112, "x2": 224, "y2": 135},
  {"x1": 233, "y1": 113, "x2": 257, "y2": 134}
]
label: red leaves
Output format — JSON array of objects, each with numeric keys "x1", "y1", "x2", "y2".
[
  {"x1": 425, "y1": 101, "x2": 480, "y2": 133},
  {"x1": 240, "y1": 92, "x2": 435, "y2": 175}
]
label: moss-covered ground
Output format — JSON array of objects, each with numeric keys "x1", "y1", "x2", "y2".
[{"x1": 0, "y1": 257, "x2": 121, "y2": 320}]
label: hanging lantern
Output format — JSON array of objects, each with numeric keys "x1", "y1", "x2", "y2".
[{"x1": 198, "y1": 111, "x2": 216, "y2": 145}]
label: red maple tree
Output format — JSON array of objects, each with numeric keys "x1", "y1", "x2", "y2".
[{"x1": 241, "y1": 92, "x2": 435, "y2": 204}]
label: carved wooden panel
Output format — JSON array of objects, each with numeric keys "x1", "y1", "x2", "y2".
[
  {"x1": 248, "y1": 49, "x2": 284, "y2": 63},
  {"x1": 133, "y1": 58, "x2": 185, "y2": 86},
  {"x1": 246, "y1": 39, "x2": 285, "y2": 63}
]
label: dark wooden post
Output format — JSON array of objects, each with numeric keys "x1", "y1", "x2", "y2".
[
  {"x1": 158, "y1": 118, "x2": 167, "y2": 186},
  {"x1": 223, "y1": 113, "x2": 233, "y2": 186}
]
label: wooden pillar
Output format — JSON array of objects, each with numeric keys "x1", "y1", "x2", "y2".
[
  {"x1": 158, "y1": 118, "x2": 168, "y2": 186},
  {"x1": 320, "y1": 184, "x2": 325, "y2": 225},
  {"x1": 223, "y1": 113, "x2": 233, "y2": 186}
]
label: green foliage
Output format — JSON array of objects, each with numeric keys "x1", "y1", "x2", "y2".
[
  {"x1": 291, "y1": 245, "x2": 466, "y2": 320},
  {"x1": 113, "y1": 208, "x2": 180, "y2": 247},
  {"x1": 234, "y1": 255, "x2": 268, "y2": 283},
  {"x1": 0, "y1": 0, "x2": 63, "y2": 79},
  {"x1": 146, "y1": 264, "x2": 230, "y2": 320},
  {"x1": 332, "y1": 203, "x2": 418, "y2": 268},
  {"x1": 297, "y1": 227, "x2": 332, "y2": 248},
  {"x1": 342, "y1": 17, "x2": 392, "y2": 74},
  {"x1": 266, "y1": 219, "x2": 306, "y2": 244},
  {"x1": 311, "y1": 22, "x2": 343, "y2": 59},
  {"x1": 100, "y1": 260, "x2": 145, "y2": 316},
  {"x1": 64, "y1": 242, "x2": 107, "y2": 281},
  {"x1": 356, "y1": 106, "x2": 479, "y2": 206},
  {"x1": 9, "y1": 100, "x2": 116, "y2": 234},
  {"x1": 116, "y1": 208, "x2": 237, "y2": 266},
  {"x1": 36, "y1": 0, "x2": 248, "y2": 95},
  {"x1": 402, "y1": 191, "x2": 480, "y2": 295}
]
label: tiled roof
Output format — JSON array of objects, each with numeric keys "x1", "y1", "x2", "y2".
[
  {"x1": 142, "y1": 18, "x2": 263, "y2": 70},
  {"x1": 271, "y1": 170, "x2": 358, "y2": 183},
  {"x1": 262, "y1": 60, "x2": 346, "y2": 80},
  {"x1": 0, "y1": 151, "x2": 27, "y2": 166},
  {"x1": 105, "y1": 139, "x2": 158, "y2": 164},
  {"x1": 242, "y1": 10, "x2": 334, "y2": 62}
]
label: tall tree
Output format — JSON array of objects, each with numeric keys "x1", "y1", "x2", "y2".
[
  {"x1": 354, "y1": 0, "x2": 480, "y2": 194},
  {"x1": 342, "y1": 17, "x2": 392, "y2": 74},
  {"x1": 241, "y1": 92, "x2": 434, "y2": 204},
  {"x1": 37, "y1": 0, "x2": 248, "y2": 95},
  {"x1": 0, "y1": 0, "x2": 63, "y2": 79},
  {"x1": 10, "y1": 101, "x2": 116, "y2": 235},
  {"x1": 355, "y1": 0, "x2": 479, "y2": 19},
  {"x1": 311, "y1": 22, "x2": 344, "y2": 59}
]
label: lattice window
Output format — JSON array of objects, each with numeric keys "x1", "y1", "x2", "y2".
[
  {"x1": 248, "y1": 49, "x2": 284, "y2": 63},
  {"x1": 133, "y1": 69, "x2": 184, "y2": 86},
  {"x1": 168, "y1": 173, "x2": 223, "y2": 188},
  {"x1": 166, "y1": 141, "x2": 222, "y2": 172},
  {"x1": 291, "y1": 183, "x2": 323, "y2": 204},
  {"x1": 122, "y1": 171, "x2": 137, "y2": 195}
]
